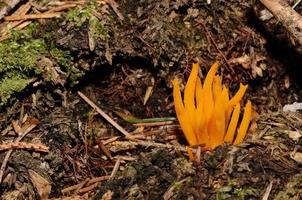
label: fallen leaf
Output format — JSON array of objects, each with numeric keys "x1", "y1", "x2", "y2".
[
  {"x1": 28, "y1": 169, "x2": 51, "y2": 200},
  {"x1": 285, "y1": 130, "x2": 302, "y2": 142},
  {"x1": 290, "y1": 151, "x2": 302, "y2": 164},
  {"x1": 143, "y1": 86, "x2": 153, "y2": 105}
]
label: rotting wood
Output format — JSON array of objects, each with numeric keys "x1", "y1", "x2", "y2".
[
  {"x1": 260, "y1": 0, "x2": 302, "y2": 52},
  {"x1": 0, "y1": 0, "x2": 21, "y2": 20}
]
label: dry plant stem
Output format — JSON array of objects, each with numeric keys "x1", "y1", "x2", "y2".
[
  {"x1": 0, "y1": 121, "x2": 38, "y2": 184},
  {"x1": 109, "y1": 157, "x2": 121, "y2": 180},
  {"x1": 87, "y1": 175, "x2": 110, "y2": 185},
  {"x1": 0, "y1": 142, "x2": 49, "y2": 152},
  {"x1": 133, "y1": 121, "x2": 174, "y2": 127},
  {"x1": 74, "y1": 178, "x2": 90, "y2": 194},
  {"x1": 78, "y1": 91, "x2": 135, "y2": 140},
  {"x1": 4, "y1": 12, "x2": 62, "y2": 21},
  {"x1": 102, "y1": 136, "x2": 120, "y2": 145},
  {"x1": 262, "y1": 180, "x2": 274, "y2": 200},
  {"x1": 260, "y1": 0, "x2": 302, "y2": 47},
  {"x1": 78, "y1": 182, "x2": 99, "y2": 194},
  {"x1": 111, "y1": 140, "x2": 186, "y2": 152}
]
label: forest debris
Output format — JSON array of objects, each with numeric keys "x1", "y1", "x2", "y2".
[
  {"x1": 143, "y1": 86, "x2": 153, "y2": 105},
  {"x1": 199, "y1": 21, "x2": 231, "y2": 71},
  {"x1": 290, "y1": 150, "x2": 302, "y2": 164},
  {"x1": 0, "y1": 142, "x2": 49, "y2": 152},
  {"x1": 0, "y1": 0, "x2": 21, "y2": 20},
  {"x1": 260, "y1": 0, "x2": 302, "y2": 50},
  {"x1": 101, "y1": 191, "x2": 113, "y2": 200},
  {"x1": 4, "y1": 12, "x2": 62, "y2": 21},
  {"x1": 133, "y1": 121, "x2": 174, "y2": 127},
  {"x1": 285, "y1": 130, "x2": 302, "y2": 142},
  {"x1": 108, "y1": 140, "x2": 186, "y2": 153},
  {"x1": 283, "y1": 102, "x2": 302, "y2": 112},
  {"x1": 62, "y1": 176, "x2": 110, "y2": 196},
  {"x1": 109, "y1": 156, "x2": 121, "y2": 180},
  {"x1": 78, "y1": 91, "x2": 135, "y2": 140},
  {"x1": 28, "y1": 169, "x2": 51, "y2": 200},
  {"x1": 261, "y1": 180, "x2": 273, "y2": 200},
  {"x1": 106, "y1": 0, "x2": 124, "y2": 21},
  {"x1": 0, "y1": 119, "x2": 39, "y2": 183}
]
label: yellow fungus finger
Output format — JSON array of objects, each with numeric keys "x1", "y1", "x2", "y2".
[
  {"x1": 213, "y1": 75, "x2": 222, "y2": 104},
  {"x1": 228, "y1": 83, "x2": 248, "y2": 108},
  {"x1": 208, "y1": 89, "x2": 226, "y2": 149},
  {"x1": 195, "y1": 76, "x2": 208, "y2": 145},
  {"x1": 172, "y1": 79, "x2": 197, "y2": 146},
  {"x1": 227, "y1": 83, "x2": 248, "y2": 124},
  {"x1": 224, "y1": 103, "x2": 240, "y2": 143},
  {"x1": 184, "y1": 63, "x2": 199, "y2": 132},
  {"x1": 195, "y1": 76, "x2": 203, "y2": 106},
  {"x1": 233, "y1": 100, "x2": 252, "y2": 145},
  {"x1": 203, "y1": 61, "x2": 220, "y2": 122}
]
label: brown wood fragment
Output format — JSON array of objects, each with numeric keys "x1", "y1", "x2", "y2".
[
  {"x1": 0, "y1": 142, "x2": 49, "y2": 152},
  {"x1": 4, "y1": 12, "x2": 62, "y2": 21},
  {"x1": 260, "y1": 0, "x2": 302, "y2": 53}
]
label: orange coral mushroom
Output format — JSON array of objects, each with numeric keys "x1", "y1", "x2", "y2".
[{"x1": 172, "y1": 62, "x2": 252, "y2": 150}]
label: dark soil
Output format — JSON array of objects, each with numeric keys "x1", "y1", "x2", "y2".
[{"x1": 1, "y1": 0, "x2": 302, "y2": 199}]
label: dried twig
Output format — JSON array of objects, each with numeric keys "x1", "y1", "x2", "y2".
[
  {"x1": 0, "y1": 142, "x2": 49, "y2": 152},
  {"x1": 109, "y1": 140, "x2": 186, "y2": 152},
  {"x1": 62, "y1": 175, "x2": 110, "y2": 194},
  {"x1": 78, "y1": 91, "x2": 135, "y2": 140},
  {"x1": 4, "y1": 12, "x2": 62, "y2": 21},
  {"x1": 0, "y1": 119, "x2": 39, "y2": 183},
  {"x1": 109, "y1": 157, "x2": 121, "y2": 180},
  {"x1": 133, "y1": 121, "x2": 174, "y2": 127},
  {"x1": 260, "y1": 0, "x2": 302, "y2": 50}
]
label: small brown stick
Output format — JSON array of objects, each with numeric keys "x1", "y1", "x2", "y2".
[
  {"x1": 0, "y1": 119, "x2": 39, "y2": 183},
  {"x1": 260, "y1": 0, "x2": 302, "y2": 48},
  {"x1": 46, "y1": 3, "x2": 78, "y2": 13},
  {"x1": 0, "y1": 142, "x2": 49, "y2": 153},
  {"x1": 97, "y1": 140, "x2": 113, "y2": 160},
  {"x1": 62, "y1": 176, "x2": 109, "y2": 194},
  {"x1": 78, "y1": 92, "x2": 135, "y2": 140},
  {"x1": 110, "y1": 140, "x2": 186, "y2": 152},
  {"x1": 4, "y1": 12, "x2": 62, "y2": 21},
  {"x1": 87, "y1": 175, "x2": 110, "y2": 185},
  {"x1": 132, "y1": 121, "x2": 174, "y2": 127},
  {"x1": 102, "y1": 136, "x2": 120, "y2": 145},
  {"x1": 62, "y1": 178, "x2": 89, "y2": 194},
  {"x1": 74, "y1": 178, "x2": 90, "y2": 194},
  {"x1": 109, "y1": 157, "x2": 121, "y2": 180},
  {"x1": 78, "y1": 182, "x2": 99, "y2": 194}
]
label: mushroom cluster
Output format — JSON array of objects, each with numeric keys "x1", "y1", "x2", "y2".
[{"x1": 172, "y1": 61, "x2": 252, "y2": 150}]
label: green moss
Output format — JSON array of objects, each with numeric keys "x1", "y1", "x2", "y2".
[
  {"x1": 0, "y1": 77, "x2": 31, "y2": 105},
  {"x1": 89, "y1": 17, "x2": 109, "y2": 41},
  {"x1": 216, "y1": 183, "x2": 259, "y2": 200},
  {"x1": 0, "y1": 22, "x2": 83, "y2": 105},
  {"x1": 67, "y1": 2, "x2": 98, "y2": 27},
  {"x1": 66, "y1": 2, "x2": 109, "y2": 42}
]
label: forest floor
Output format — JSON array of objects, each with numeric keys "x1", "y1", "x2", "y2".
[{"x1": 1, "y1": 0, "x2": 302, "y2": 199}]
